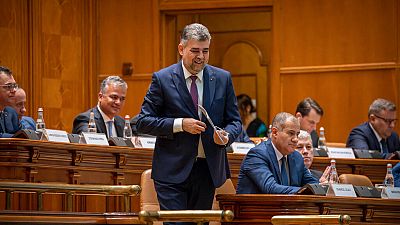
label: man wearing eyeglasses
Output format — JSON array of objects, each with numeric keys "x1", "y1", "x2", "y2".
[
  {"x1": 347, "y1": 98, "x2": 400, "y2": 159},
  {"x1": 0, "y1": 66, "x2": 21, "y2": 137},
  {"x1": 72, "y1": 76, "x2": 127, "y2": 138},
  {"x1": 237, "y1": 112, "x2": 318, "y2": 194}
]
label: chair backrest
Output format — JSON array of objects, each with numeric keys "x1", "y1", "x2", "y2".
[
  {"x1": 339, "y1": 174, "x2": 373, "y2": 187},
  {"x1": 140, "y1": 169, "x2": 160, "y2": 211}
]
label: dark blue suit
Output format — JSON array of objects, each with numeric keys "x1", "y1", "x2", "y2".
[
  {"x1": 72, "y1": 107, "x2": 124, "y2": 138},
  {"x1": 236, "y1": 139, "x2": 318, "y2": 194},
  {"x1": 346, "y1": 122, "x2": 400, "y2": 158},
  {"x1": 393, "y1": 163, "x2": 400, "y2": 187},
  {"x1": 20, "y1": 116, "x2": 36, "y2": 130},
  {"x1": 137, "y1": 62, "x2": 241, "y2": 214},
  {"x1": 0, "y1": 106, "x2": 21, "y2": 138}
]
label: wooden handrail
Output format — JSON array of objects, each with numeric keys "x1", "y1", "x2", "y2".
[
  {"x1": 0, "y1": 182, "x2": 141, "y2": 212},
  {"x1": 138, "y1": 210, "x2": 234, "y2": 225},
  {"x1": 271, "y1": 214, "x2": 351, "y2": 225}
]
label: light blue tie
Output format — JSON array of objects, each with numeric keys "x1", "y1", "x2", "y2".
[
  {"x1": 280, "y1": 157, "x2": 289, "y2": 186},
  {"x1": 107, "y1": 121, "x2": 113, "y2": 137}
]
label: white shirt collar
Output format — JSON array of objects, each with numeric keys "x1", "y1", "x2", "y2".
[
  {"x1": 272, "y1": 141, "x2": 285, "y2": 161},
  {"x1": 97, "y1": 105, "x2": 114, "y2": 123},
  {"x1": 181, "y1": 61, "x2": 203, "y2": 82},
  {"x1": 368, "y1": 122, "x2": 382, "y2": 142}
]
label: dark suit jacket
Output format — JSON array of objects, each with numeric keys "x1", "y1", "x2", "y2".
[
  {"x1": 20, "y1": 116, "x2": 36, "y2": 130},
  {"x1": 310, "y1": 168, "x2": 323, "y2": 180},
  {"x1": 311, "y1": 130, "x2": 319, "y2": 148},
  {"x1": 136, "y1": 62, "x2": 242, "y2": 188},
  {"x1": 72, "y1": 107, "x2": 124, "y2": 138},
  {"x1": 346, "y1": 122, "x2": 400, "y2": 158},
  {"x1": 393, "y1": 162, "x2": 400, "y2": 187},
  {"x1": 0, "y1": 106, "x2": 21, "y2": 138},
  {"x1": 236, "y1": 139, "x2": 318, "y2": 194}
]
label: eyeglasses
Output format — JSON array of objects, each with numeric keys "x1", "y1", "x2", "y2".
[
  {"x1": 374, "y1": 114, "x2": 397, "y2": 125},
  {"x1": 105, "y1": 94, "x2": 126, "y2": 102},
  {"x1": 0, "y1": 83, "x2": 18, "y2": 91}
]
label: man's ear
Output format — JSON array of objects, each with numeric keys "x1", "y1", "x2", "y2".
[
  {"x1": 271, "y1": 127, "x2": 278, "y2": 138},
  {"x1": 178, "y1": 43, "x2": 184, "y2": 56},
  {"x1": 295, "y1": 112, "x2": 302, "y2": 118}
]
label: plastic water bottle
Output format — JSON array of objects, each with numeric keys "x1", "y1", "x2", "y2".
[
  {"x1": 318, "y1": 127, "x2": 327, "y2": 151},
  {"x1": 123, "y1": 115, "x2": 132, "y2": 139},
  {"x1": 384, "y1": 163, "x2": 394, "y2": 187},
  {"x1": 329, "y1": 159, "x2": 339, "y2": 184},
  {"x1": 36, "y1": 107, "x2": 45, "y2": 131},
  {"x1": 88, "y1": 112, "x2": 97, "y2": 133}
]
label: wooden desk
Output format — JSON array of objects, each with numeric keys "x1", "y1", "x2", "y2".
[
  {"x1": 0, "y1": 138, "x2": 399, "y2": 212},
  {"x1": 217, "y1": 194, "x2": 400, "y2": 225}
]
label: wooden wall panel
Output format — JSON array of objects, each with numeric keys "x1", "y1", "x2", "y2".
[{"x1": 275, "y1": 0, "x2": 400, "y2": 143}]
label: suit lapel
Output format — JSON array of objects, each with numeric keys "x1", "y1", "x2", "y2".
[
  {"x1": 266, "y1": 141, "x2": 282, "y2": 184},
  {"x1": 366, "y1": 123, "x2": 381, "y2": 150},
  {"x1": 203, "y1": 66, "x2": 216, "y2": 111},
  {"x1": 171, "y1": 63, "x2": 198, "y2": 118},
  {"x1": 93, "y1": 107, "x2": 107, "y2": 135},
  {"x1": 115, "y1": 116, "x2": 124, "y2": 137},
  {"x1": 0, "y1": 111, "x2": 5, "y2": 133}
]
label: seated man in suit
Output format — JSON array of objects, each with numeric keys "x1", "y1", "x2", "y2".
[
  {"x1": 8, "y1": 88, "x2": 35, "y2": 130},
  {"x1": 346, "y1": 98, "x2": 399, "y2": 159},
  {"x1": 0, "y1": 66, "x2": 21, "y2": 137},
  {"x1": 236, "y1": 112, "x2": 318, "y2": 194},
  {"x1": 295, "y1": 97, "x2": 324, "y2": 148},
  {"x1": 296, "y1": 130, "x2": 330, "y2": 182},
  {"x1": 393, "y1": 162, "x2": 400, "y2": 187},
  {"x1": 72, "y1": 76, "x2": 127, "y2": 138}
]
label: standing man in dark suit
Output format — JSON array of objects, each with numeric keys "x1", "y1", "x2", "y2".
[
  {"x1": 346, "y1": 98, "x2": 399, "y2": 159},
  {"x1": 72, "y1": 76, "x2": 127, "y2": 138},
  {"x1": 136, "y1": 23, "x2": 241, "y2": 223},
  {"x1": 295, "y1": 97, "x2": 324, "y2": 148},
  {"x1": 0, "y1": 66, "x2": 21, "y2": 137},
  {"x1": 236, "y1": 112, "x2": 318, "y2": 194}
]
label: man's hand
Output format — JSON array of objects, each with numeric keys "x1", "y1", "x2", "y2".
[
  {"x1": 182, "y1": 118, "x2": 206, "y2": 134},
  {"x1": 319, "y1": 165, "x2": 331, "y2": 183},
  {"x1": 213, "y1": 129, "x2": 229, "y2": 145}
]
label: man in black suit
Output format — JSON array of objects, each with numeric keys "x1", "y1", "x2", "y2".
[
  {"x1": 72, "y1": 76, "x2": 127, "y2": 138},
  {"x1": 295, "y1": 97, "x2": 324, "y2": 148},
  {"x1": 0, "y1": 66, "x2": 21, "y2": 137},
  {"x1": 347, "y1": 98, "x2": 399, "y2": 159}
]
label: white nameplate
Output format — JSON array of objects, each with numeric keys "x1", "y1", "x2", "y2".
[
  {"x1": 327, "y1": 147, "x2": 355, "y2": 159},
  {"x1": 381, "y1": 187, "x2": 400, "y2": 199},
  {"x1": 230, "y1": 142, "x2": 255, "y2": 154},
  {"x1": 81, "y1": 132, "x2": 109, "y2": 146},
  {"x1": 326, "y1": 184, "x2": 357, "y2": 197},
  {"x1": 138, "y1": 136, "x2": 156, "y2": 149},
  {"x1": 43, "y1": 129, "x2": 70, "y2": 143}
]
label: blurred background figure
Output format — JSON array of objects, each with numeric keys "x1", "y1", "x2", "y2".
[
  {"x1": 237, "y1": 94, "x2": 267, "y2": 137},
  {"x1": 8, "y1": 88, "x2": 36, "y2": 130}
]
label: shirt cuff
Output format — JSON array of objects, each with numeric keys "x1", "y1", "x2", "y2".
[{"x1": 173, "y1": 118, "x2": 184, "y2": 133}]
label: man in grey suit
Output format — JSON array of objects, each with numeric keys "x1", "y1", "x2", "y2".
[
  {"x1": 136, "y1": 23, "x2": 241, "y2": 224},
  {"x1": 236, "y1": 112, "x2": 318, "y2": 194},
  {"x1": 72, "y1": 76, "x2": 127, "y2": 138}
]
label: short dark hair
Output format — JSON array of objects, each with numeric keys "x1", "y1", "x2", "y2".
[
  {"x1": 237, "y1": 94, "x2": 256, "y2": 113},
  {"x1": 0, "y1": 66, "x2": 13, "y2": 76},
  {"x1": 295, "y1": 97, "x2": 323, "y2": 117}
]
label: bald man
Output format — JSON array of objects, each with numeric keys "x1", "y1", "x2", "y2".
[{"x1": 9, "y1": 88, "x2": 36, "y2": 130}]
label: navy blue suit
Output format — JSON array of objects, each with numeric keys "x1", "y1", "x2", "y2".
[
  {"x1": 0, "y1": 106, "x2": 21, "y2": 138},
  {"x1": 393, "y1": 162, "x2": 400, "y2": 187},
  {"x1": 346, "y1": 122, "x2": 400, "y2": 158},
  {"x1": 72, "y1": 107, "x2": 124, "y2": 138},
  {"x1": 236, "y1": 139, "x2": 318, "y2": 194},
  {"x1": 20, "y1": 116, "x2": 36, "y2": 130},
  {"x1": 137, "y1": 62, "x2": 241, "y2": 214}
]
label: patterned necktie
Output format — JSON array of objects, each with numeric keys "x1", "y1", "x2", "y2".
[
  {"x1": 381, "y1": 139, "x2": 389, "y2": 153},
  {"x1": 190, "y1": 76, "x2": 198, "y2": 108},
  {"x1": 280, "y1": 156, "x2": 289, "y2": 186},
  {"x1": 107, "y1": 121, "x2": 113, "y2": 138}
]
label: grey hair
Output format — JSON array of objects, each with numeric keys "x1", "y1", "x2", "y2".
[
  {"x1": 298, "y1": 130, "x2": 312, "y2": 142},
  {"x1": 100, "y1": 76, "x2": 127, "y2": 94},
  {"x1": 180, "y1": 23, "x2": 211, "y2": 46},
  {"x1": 272, "y1": 112, "x2": 299, "y2": 131},
  {"x1": 368, "y1": 98, "x2": 396, "y2": 116}
]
